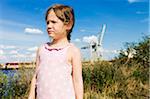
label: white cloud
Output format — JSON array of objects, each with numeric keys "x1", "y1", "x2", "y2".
[
  {"x1": 0, "y1": 49, "x2": 4, "y2": 55},
  {"x1": 136, "y1": 11, "x2": 147, "y2": 14},
  {"x1": 27, "y1": 46, "x2": 38, "y2": 51},
  {"x1": 112, "y1": 50, "x2": 120, "y2": 54},
  {"x1": 9, "y1": 50, "x2": 18, "y2": 54},
  {"x1": 0, "y1": 45, "x2": 38, "y2": 63},
  {"x1": 12, "y1": 54, "x2": 25, "y2": 58},
  {"x1": 7, "y1": 52, "x2": 36, "y2": 62},
  {"x1": 0, "y1": 45, "x2": 16, "y2": 49},
  {"x1": 0, "y1": 19, "x2": 31, "y2": 27},
  {"x1": 0, "y1": 56, "x2": 7, "y2": 61},
  {"x1": 74, "y1": 38, "x2": 81, "y2": 42},
  {"x1": 127, "y1": 0, "x2": 147, "y2": 3},
  {"x1": 34, "y1": 7, "x2": 44, "y2": 12},
  {"x1": 128, "y1": 0, "x2": 139, "y2": 3},
  {"x1": 140, "y1": 18, "x2": 149, "y2": 23},
  {"x1": 82, "y1": 35, "x2": 98, "y2": 44},
  {"x1": 24, "y1": 28, "x2": 43, "y2": 34},
  {"x1": 30, "y1": 53, "x2": 36, "y2": 58},
  {"x1": 80, "y1": 29, "x2": 86, "y2": 32},
  {"x1": 96, "y1": 47, "x2": 120, "y2": 54},
  {"x1": 101, "y1": 49, "x2": 120, "y2": 54}
]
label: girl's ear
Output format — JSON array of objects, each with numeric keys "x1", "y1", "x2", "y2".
[{"x1": 65, "y1": 21, "x2": 73, "y2": 31}]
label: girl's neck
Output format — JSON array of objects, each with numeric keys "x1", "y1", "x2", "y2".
[{"x1": 50, "y1": 37, "x2": 69, "y2": 47}]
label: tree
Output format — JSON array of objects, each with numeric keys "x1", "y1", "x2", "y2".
[{"x1": 118, "y1": 35, "x2": 149, "y2": 67}]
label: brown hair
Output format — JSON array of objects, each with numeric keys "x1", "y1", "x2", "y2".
[{"x1": 45, "y1": 4, "x2": 75, "y2": 41}]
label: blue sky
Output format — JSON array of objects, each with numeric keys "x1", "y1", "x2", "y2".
[{"x1": 0, "y1": 0, "x2": 149, "y2": 63}]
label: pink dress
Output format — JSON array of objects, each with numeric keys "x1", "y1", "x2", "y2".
[{"x1": 36, "y1": 43, "x2": 75, "y2": 99}]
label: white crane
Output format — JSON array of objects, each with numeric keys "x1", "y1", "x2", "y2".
[{"x1": 81, "y1": 24, "x2": 107, "y2": 62}]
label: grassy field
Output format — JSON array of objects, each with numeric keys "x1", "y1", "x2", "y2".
[
  {"x1": 0, "y1": 60, "x2": 149, "y2": 99},
  {"x1": 0, "y1": 36, "x2": 149, "y2": 99}
]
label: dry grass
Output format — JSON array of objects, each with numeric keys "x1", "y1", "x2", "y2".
[{"x1": 0, "y1": 60, "x2": 149, "y2": 99}]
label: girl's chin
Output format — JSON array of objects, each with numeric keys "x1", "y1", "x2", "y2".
[
  {"x1": 48, "y1": 34, "x2": 53, "y2": 37},
  {"x1": 48, "y1": 35, "x2": 53, "y2": 38},
  {"x1": 48, "y1": 35, "x2": 55, "y2": 39},
  {"x1": 48, "y1": 35, "x2": 52, "y2": 37}
]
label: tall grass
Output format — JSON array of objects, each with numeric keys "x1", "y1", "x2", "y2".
[
  {"x1": 82, "y1": 60, "x2": 149, "y2": 99},
  {"x1": 0, "y1": 60, "x2": 148, "y2": 99}
]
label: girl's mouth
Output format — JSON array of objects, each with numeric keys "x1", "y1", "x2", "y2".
[{"x1": 48, "y1": 31, "x2": 54, "y2": 34}]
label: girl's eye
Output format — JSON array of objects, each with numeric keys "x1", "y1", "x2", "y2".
[
  {"x1": 46, "y1": 20, "x2": 57, "y2": 25},
  {"x1": 51, "y1": 21, "x2": 56, "y2": 24},
  {"x1": 47, "y1": 21, "x2": 49, "y2": 25}
]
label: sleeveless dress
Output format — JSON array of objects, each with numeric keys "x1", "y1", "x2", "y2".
[{"x1": 36, "y1": 43, "x2": 75, "y2": 99}]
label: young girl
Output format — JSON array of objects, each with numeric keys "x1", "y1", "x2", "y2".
[{"x1": 28, "y1": 4, "x2": 83, "y2": 99}]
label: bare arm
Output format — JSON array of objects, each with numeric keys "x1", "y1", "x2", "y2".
[
  {"x1": 28, "y1": 74, "x2": 36, "y2": 99},
  {"x1": 72, "y1": 47, "x2": 83, "y2": 99},
  {"x1": 28, "y1": 48, "x2": 40, "y2": 99}
]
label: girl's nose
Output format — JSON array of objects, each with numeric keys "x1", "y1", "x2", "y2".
[{"x1": 47, "y1": 22, "x2": 52, "y2": 28}]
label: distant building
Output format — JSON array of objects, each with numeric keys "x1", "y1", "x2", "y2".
[{"x1": 1, "y1": 62, "x2": 36, "y2": 69}]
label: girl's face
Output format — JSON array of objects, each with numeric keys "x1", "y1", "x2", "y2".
[{"x1": 46, "y1": 10, "x2": 68, "y2": 40}]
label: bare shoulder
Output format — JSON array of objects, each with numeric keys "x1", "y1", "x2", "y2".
[
  {"x1": 36, "y1": 45, "x2": 41, "y2": 54},
  {"x1": 39, "y1": 43, "x2": 47, "y2": 51},
  {"x1": 69, "y1": 44, "x2": 81, "y2": 53},
  {"x1": 68, "y1": 44, "x2": 82, "y2": 70},
  {"x1": 68, "y1": 44, "x2": 81, "y2": 59},
  {"x1": 36, "y1": 43, "x2": 45, "y2": 55}
]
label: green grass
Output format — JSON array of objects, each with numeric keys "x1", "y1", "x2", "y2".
[{"x1": 0, "y1": 60, "x2": 149, "y2": 99}]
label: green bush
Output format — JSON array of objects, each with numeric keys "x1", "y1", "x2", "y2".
[
  {"x1": 0, "y1": 67, "x2": 35, "y2": 99},
  {"x1": 82, "y1": 60, "x2": 149, "y2": 99}
]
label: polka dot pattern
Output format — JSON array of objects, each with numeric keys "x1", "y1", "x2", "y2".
[{"x1": 36, "y1": 43, "x2": 75, "y2": 99}]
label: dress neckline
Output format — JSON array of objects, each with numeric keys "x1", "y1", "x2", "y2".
[{"x1": 44, "y1": 42, "x2": 71, "y2": 51}]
